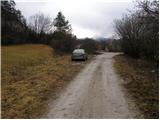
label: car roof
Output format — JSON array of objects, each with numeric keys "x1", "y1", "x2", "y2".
[{"x1": 73, "y1": 49, "x2": 85, "y2": 53}]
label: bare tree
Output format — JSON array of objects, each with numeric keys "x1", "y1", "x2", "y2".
[
  {"x1": 28, "y1": 12, "x2": 53, "y2": 34},
  {"x1": 114, "y1": 0, "x2": 158, "y2": 62}
]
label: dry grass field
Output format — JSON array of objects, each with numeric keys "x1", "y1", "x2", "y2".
[{"x1": 1, "y1": 44, "x2": 88, "y2": 118}]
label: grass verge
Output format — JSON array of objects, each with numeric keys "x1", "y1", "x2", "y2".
[
  {"x1": 113, "y1": 54, "x2": 159, "y2": 119},
  {"x1": 2, "y1": 44, "x2": 92, "y2": 118}
]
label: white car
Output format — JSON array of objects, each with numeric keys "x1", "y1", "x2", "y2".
[{"x1": 71, "y1": 49, "x2": 88, "y2": 61}]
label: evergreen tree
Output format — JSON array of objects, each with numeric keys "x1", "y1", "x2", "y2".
[
  {"x1": 54, "y1": 11, "x2": 72, "y2": 33},
  {"x1": 1, "y1": 0, "x2": 28, "y2": 44},
  {"x1": 50, "y1": 12, "x2": 75, "y2": 53}
]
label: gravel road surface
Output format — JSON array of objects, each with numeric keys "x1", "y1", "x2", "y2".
[{"x1": 45, "y1": 53, "x2": 140, "y2": 119}]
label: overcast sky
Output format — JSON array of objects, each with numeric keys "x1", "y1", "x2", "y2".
[{"x1": 15, "y1": 0, "x2": 135, "y2": 38}]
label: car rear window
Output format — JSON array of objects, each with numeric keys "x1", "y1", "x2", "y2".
[{"x1": 73, "y1": 49, "x2": 85, "y2": 54}]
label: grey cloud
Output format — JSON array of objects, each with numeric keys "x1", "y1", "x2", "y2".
[{"x1": 15, "y1": 0, "x2": 134, "y2": 38}]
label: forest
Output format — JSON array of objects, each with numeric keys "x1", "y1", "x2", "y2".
[{"x1": 1, "y1": 0, "x2": 99, "y2": 54}]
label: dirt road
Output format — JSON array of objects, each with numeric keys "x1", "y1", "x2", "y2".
[{"x1": 45, "y1": 53, "x2": 140, "y2": 119}]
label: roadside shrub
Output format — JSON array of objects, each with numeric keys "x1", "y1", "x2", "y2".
[
  {"x1": 106, "y1": 39, "x2": 122, "y2": 52},
  {"x1": 114, "y1": 0, "x2": 159, "y2": 63},
  {"x1": 49, "y1": 31, "x2": 76, "y2": 53},
  {"x1": 81, "y1": 38, "x2": 98, "y2": 54}
]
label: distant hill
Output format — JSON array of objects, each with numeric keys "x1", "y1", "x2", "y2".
[{"x1": 95, "y1": 37, "x2": 117, "y2": 43}]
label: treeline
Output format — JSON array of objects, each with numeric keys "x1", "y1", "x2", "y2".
[
  {"x1": 1, "y1": 0, "x2": 98, "y2": 54},
  {"x1": 1, "y1": 0, "x2": 72, "y2": 46},
  {"x1": 75, "y1": 38, "x2": 99, "y2": 54},
  {"x1": 105, "y1": 39, "x2": 122, "y2": 52},
  {"x1": 114, "y1": 0, "x2": 159, "y2": 63},
  {"x1": 1, "y1": 0, "x2": 51, "y2": 44},
  {"x1": 1, "y1": 0, "x2": 29, "y2": 44},
  {"x1": 99, "y1": 38, "x2": 122, "y2": 52}
]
